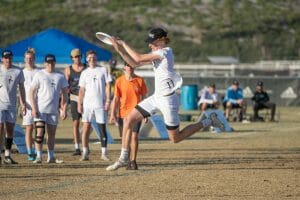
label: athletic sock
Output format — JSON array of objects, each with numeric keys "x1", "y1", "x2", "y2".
[
  {"x1": 101, "y1": 147, "x2": 107, "y2": 155},
  {"x1": 82, "y1": 147, "x2": 88, "y2": 156},
  {"x1": 47, "y1": 150, "x2": 54, "y2": 159},
  {"x1": 4, "y1": 149, "x2": 11, "y2": 157},
  {"x1": 36, "y1": 150, "x2": 42, "y2": 159},
  {"x1": 74, "y1": 143, "x2": 80, "y2": 150},
  {"x1": 201, "y1": 119, "x2": 212, "y2": 127},
  {"x1": 119, "y1": 148, "x2": 129, "y2": 161}
]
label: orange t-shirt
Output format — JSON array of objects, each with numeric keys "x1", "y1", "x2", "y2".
[{"x1": 115, "y1": 74, "x2": 147, "y2": 118}]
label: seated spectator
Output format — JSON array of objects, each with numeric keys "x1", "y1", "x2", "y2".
[
  {"x1": 251, "y1": 81, "x2": 276, "y2": 122},
  {"x1": 198, "y1": 83, "x2": 219, "y2": 111},
  {"x1": 223, "y1": 80, "x2": 247, "y2": 121}
]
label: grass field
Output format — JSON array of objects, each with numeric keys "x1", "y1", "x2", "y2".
[{"x1": 0, "y1": 107, "x2": 299, "y2": 200}]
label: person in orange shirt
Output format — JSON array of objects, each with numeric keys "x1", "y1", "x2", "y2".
[{"x1": 109, "y1": 62, "x2": 147, "y2": 170}]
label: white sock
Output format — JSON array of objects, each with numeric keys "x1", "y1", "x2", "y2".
[
  {"x1": 4, "y1": 149, "x2": 11, "y2": 157},
  {"x1": 83, "y1": 147, "x2": 88, "y2": 156},
  {"x1": 201, "y1": 119, "x2": 212, "y2": 127},
  {"x1": 119, "y1": 148, "x2": 128, "y2": 161},
  {"x1": 74, "y1": 143, "x2": 80, "y2": 150},
  {"x1": 101, "y1": 147, "x2": 107, "y2": 155},
  {"x1": 36, "y1": 150, "x2": 42, "y2": 159},
  {"x1": 47, "y1": 150, "x2": 54, "y2": 159}
]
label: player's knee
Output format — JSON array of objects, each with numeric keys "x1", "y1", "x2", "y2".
[
  {"x1": 226, "y1": 102, "x2": 232, "y2": 108},
  {"x1": 35, "y1": 121, "x2": 45, "y2": 144}
]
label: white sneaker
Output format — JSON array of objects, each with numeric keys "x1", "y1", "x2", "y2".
[
  {"x1": 101, "y1": 154, "x2": 110, "y2": 161},
  {"x1": 106, "y1": 159, "x2": 127, "y2": 171},
  {"x1": 33, "y1": 157, "x2": 42, "y2": 164},
  {"x1": 47, "y1": 157, "x2": 64, "y2": 164}
]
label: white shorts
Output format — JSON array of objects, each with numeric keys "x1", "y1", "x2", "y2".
[
  {"x1": 34, "y1": 113, "x2": 59, "y2": 125},
  {"x1": 82, "y1": 107, "x2": 107, "y2": 124},
  {"x1": 137, "y1": 93, "x2": 180, "y2": 127},
  {"x1": 0, "y1": 110, "x2": 16, "y2": 123},
  {"x1": 22, "y1": 110, "x2": 34, "y2": 125}
]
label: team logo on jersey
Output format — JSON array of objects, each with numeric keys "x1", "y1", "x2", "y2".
[
  {"x1": 93, "y1": 75, "x2": 97, "y2": 82},
  {"x1": 50, "y1": 79, "x2": 56, "y2": 87},
  {"x1": 0, "y1": 84, "x2": 2, "y2": 88},
  {"x1": 8, "y1": 76, "x2": 13, "y2": 84}
]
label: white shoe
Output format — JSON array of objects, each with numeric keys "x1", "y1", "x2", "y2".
[
  {"x1": 47, "y1": 157, "x2": 63, "y2": 164},
  {"x1": 101, "y1": 154, "x2": 110, "y2": 161},
  {"x1": 33, "y1": 157, "x2": 42, "y2": 164},
  {"x1": 106, "y1": 159, "x2": 127, "y2": 171}
]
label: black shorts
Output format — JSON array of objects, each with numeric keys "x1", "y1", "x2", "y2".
[
  {"x1": 117, "y1": 117, "x2": 142, "y2": 138},
  {"x1": 223, "y1": 102, "x2": 242, "y2": 109},
  {"x1": 70, "y1": 100, "x2": 82, "y2": 120},
  {"x1": 199, "y1": 103, "x2": 217, "y2": 109}
]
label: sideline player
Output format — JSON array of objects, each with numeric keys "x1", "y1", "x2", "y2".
[
  {"x1": 22, "y1": 48, "x2": 40, "y2": 161},
  {"x1": 30, "y1": 54, "x2": 68, "y2": 164},
  {"x1": 0, "y1": 50, "x2": 26, "y2": 164},
  {"x1": 106, "y1": 27, "x2": 225, "y2": 170},
  {"x1": 64, "y1": 48, "x2": 86, "y2": 156},
  {"x1": 78, "y1": 50, "x2": 112, "y2": 161},
  {"x1": 109, "y1": 62, "x2": 147, "y2": 170}
]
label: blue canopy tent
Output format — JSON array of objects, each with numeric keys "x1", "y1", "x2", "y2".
[{"x1": 4, "y1": 28, "x2": 112, "y2": 63}]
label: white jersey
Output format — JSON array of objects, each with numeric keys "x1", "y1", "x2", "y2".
[
  {"x1": 79, "y1": 66, "x2": 112, "y2": 109},
  {"x1": 198, "y1": 88, "x2": 219, "y2": 105},
  {"x1": 31, "y1": 69, "x2": 68, "y2": 114},
  {"x1": 23, "y1": 67, "x2": 40, "y2": 109},
  {"x1": 0, "y1": 65, "x2": 25, "y2": 111},
  {"x1": 152, "y1": 47, "x2": 180, "y2": 96}
]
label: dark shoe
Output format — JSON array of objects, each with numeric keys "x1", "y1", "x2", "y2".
[
  {"x1": 126, "y1": 160, "x2": 138, "y2": 170},
  {"x1": 72, "y1": 149, "x2": 81, "y2": 156},
  {"x1": 3, "y1": 156, "x2": 18, "y2": 164}
]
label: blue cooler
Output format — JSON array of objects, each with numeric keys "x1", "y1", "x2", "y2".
[{"x1": 181, "y1": 85, "x2": 198, "y2": 110}]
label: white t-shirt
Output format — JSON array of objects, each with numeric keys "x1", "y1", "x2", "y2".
[
  {"x1": 31, "y1": 69, "x2": 68, "y2": 114},
  {"x1": 198, "y1": 88, "x2": 219, "y2": 105},
  {"x1": 23, "y1": 67, "x2": 40, "y2": 109},
  {"x1": 0, "y1": 65, "x2": 25, "y2": 111},
  {"x1": 79, "y1": 66, "x2": 112, "y2": 109},
  {"x1": 152, "y1": 47, "x2": 180, "y2": 96}
]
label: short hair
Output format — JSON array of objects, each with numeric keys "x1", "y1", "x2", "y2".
[{"x1": 86, "y1": 50, "x2": 97, "y2": 57}]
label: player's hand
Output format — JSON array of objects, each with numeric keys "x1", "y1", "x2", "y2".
[
  {"x1": 144, "y1": 118, "x2": 149, "y2": 123},
  {"x1": 31, "y1": 109, "x2": 38, "y2": 118},
  {"x1": 109, "y1": 114, "x2": 116, "y2": 124},
  {"x1": 21, "y1": 104, "x2": 26, "y2": 116},
  {"x1": 60, "y1": 109, "x2": 67, "y2": 120}
]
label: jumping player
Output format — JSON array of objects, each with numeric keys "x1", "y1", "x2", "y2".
[
  {"x1": 22, "y1": 48, "x2": 40, "y2": 161},
  {"x1": 106, "y1": 27, "x2": 225, "y2": 170}
]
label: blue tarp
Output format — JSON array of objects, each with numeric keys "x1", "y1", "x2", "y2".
[{"x1": 4, "y1": 28, "x2": 112, "y2": 63}]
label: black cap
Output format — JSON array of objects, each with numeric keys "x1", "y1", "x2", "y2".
[
  {"x1": 2, "y1": 50, "x2": 13, "y2": 58},
  {"x1": 145, "y1": 27, "x2": 167, "y2": 43},
  {"x1": 232, "y1": 80, "x2": 239, "y2": 85},
  {"x1": 45, "y1": 54, "x2": 56, "y2": 63},
  {"x1": 257, "y1": 81, "x2": 263, "y2": 87}
]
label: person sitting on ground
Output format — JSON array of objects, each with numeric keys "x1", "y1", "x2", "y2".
[
  {"x1": 223, "y1": 80, "x2": 247, "y2": 121},
  {"x1": 251, "y1": 81, "x2": 276, "y2": 122},
  {"x1": 198, "y1": 83, "x2": 219, "y2": 112}
]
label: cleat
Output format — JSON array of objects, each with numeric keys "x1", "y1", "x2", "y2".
[
  {"x1": 106, "y1": 159, "x2": 127, "y2": 171},
  {"x1": 80, "y1": 155, "x2": 89, "y2": 161},
  {"x1": 126, "y1": 160, "x2": 138, "y2": 170},
  {"x1": 101, "y1": 154, "x2": 110, "y2": 161},
  {"x1": 33, "y1": 157, "x2": 42, "y2": 164},
  {"x1": 209, "y1": 112, "x2": 225, "y2": 132},
  {"x1": 72, "y1": 149, "x2": 81, "y2": 156},
  {"x1": 3, "y1": 156, "x2": 18, "y2": 165},
  {"x1": 47, "y1": 157, "x2": 63, "y2": 164}
]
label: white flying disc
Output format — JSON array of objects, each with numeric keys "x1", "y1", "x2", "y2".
[{"x1": 95, "y1": 32, "x2": 112, "y2": 45}]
